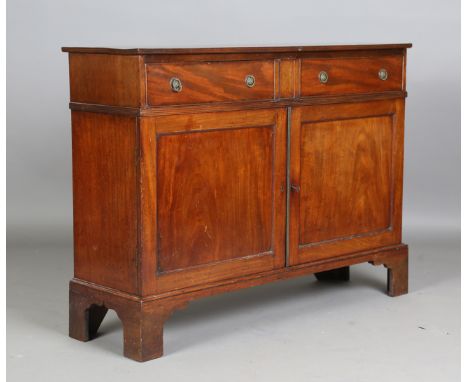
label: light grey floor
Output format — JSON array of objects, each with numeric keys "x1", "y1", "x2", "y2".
[{"x1": 6, "y1": 226, "x2": 460, "y2": 382}]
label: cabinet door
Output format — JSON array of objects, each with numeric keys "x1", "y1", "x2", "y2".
[
  {"x1": 140, "y1": 109, "x2": 287, "y2": 294},
  {"x1": 289, "y1": 99, "x2": 405, "y2": 265}
]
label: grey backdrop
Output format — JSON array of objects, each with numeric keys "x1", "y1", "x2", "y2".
[
  {"x1": 7, "y1": 0, "x2": 460, "y2": 236},
  {"x1": 6, "y1": 0, "x2": 461, "y2": 381}
]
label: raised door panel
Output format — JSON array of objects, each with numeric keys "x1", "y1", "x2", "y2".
[
  {"x1": 140, "y1": 109, "x2": 287, "y2": 294},
  {"x1": 289, "y1": 99, "x2": 405, "y2": 265},
  {"x1": 157, "y1": 127, "x2": 273, "y2": 272}
]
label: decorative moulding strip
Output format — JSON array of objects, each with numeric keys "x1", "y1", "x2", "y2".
[
  {"x1": 71, "y1": 243, "x2": 408, "y2": 302},
  {"x1": 69, "y1": 91, "x2": 407, "y2": 117},
  {"x1": 62, "y1": 44, "x2": 412, "y2": 55}
]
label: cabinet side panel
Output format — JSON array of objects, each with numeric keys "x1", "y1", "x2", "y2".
[
  {"x1": 72, "y1": 112, "x2": 138, "y2": 293},
  {"x1": 69, "y1": 53, "x2": 142, "y2": 107}
]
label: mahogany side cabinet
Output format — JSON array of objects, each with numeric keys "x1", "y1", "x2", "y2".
[{"x1": 63, "y1": 44, "x2": 411, "y2": 361}]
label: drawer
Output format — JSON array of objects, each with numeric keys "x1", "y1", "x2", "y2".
[
  {"x1": 146, "y1": 60, "x2": 275, "y2": 106},
  {"x1": 300, "y1": 55, "x2": 403, "y2": 97}
]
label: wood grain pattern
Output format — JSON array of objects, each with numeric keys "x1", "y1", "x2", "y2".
[
  {"x1": 370, "y1": 246, "x2": 408, "y2": 296},
  {"x1": 74, "y1": 243, "x2": 408, "y2": 302},
  {"x1": 299, "y1": 115, "x2": 393, "y2": 244},
  {"x1": 141, "y1": 49, "x2": 408, "y2": 65},
  {"x1": 156, "y1": 126, "x2": 274, "y2": 273},
  {"x1": 62, "y1": 43, "x2": 412, "y2": 55},
  {"x1": 146, "y1": 61, "x2": 275, "y2": 105},
  {"x1": 279, "y1": 59, "x2": 296, "y2": 98},
  {"x1": 65, "y1": 45, "x2": 410, "y2": 361},
  {"x1": 69, "y1": 243, "x2": 408, "y2": 361},
  {"x1": 69, "y1": 280, "x2": 188, "y2": 362},
  {"x1": 289, "y1": 99, "x2": 405, "y2": 265},
  {"x1": 69, "y1": 90, "x2": 407, "y2": 117},
  {"x1": 68, "y1": 53, "x2": 143, "y2": 107},
  {"x1": 72, "y1": 112, "x2": 138, "y2": 293},
  {"x1": 139, "y1": 109, "x2": 287, "y2": 294},
  {"x1": 301, "y1": 55, "x2": 403, "y2": 96}
]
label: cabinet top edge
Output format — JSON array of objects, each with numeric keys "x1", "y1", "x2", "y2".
[{"x1": 61, "y1": 43, "x2": 412, "y2": 55}]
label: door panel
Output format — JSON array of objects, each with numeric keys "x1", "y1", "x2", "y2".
[
  {"x1": 140, "y1": 109, "x2": 287, "y2": 294},
  {"x1": 157, "y1": 126, "x2": 274, "y2": 272},
  {"x1": 289, "y1": 99, "x2": 405, "y2": 265},
  {"x1": 299, "y1": 115, "x2": 393, "y2": 244}
]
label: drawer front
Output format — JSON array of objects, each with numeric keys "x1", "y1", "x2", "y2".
[
  {"x1": 146, "y1": 60, "x2": 275, "y2": 105},
  {"x1": 301, "y1": 55, "x2": 403, "y2": 96}
]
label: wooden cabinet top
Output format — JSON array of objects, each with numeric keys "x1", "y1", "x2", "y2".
[
  {"x1": 64, "y1": 43, "x2": 411, "y2": 113},
  {"x1": 62, "y1": 43, "x2": 411, "y2": 55}
]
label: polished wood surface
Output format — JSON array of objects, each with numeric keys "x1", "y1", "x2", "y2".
[
  {"x1": 72, "y1": 112, "x2": 138, "y2": 293},
  {"x1": 278, "y1": 59, "x2": 296, "y2": 98},
  {"x1": 157, "y1": 127, "x2": 274, "y2": 272},
  {"x1": 299, "y1": 114, "x2": 393, "y2": 243},
  {"x1": 69, "y1": 244, "x2": 408, "y2": 360},
  {"x1": 68, "y1": 53, "x2": 144, "y2": 107},
  {"x1": 68, "y1": 90, "x2": 407, "y2": 117},
  {"x1": 289, "y1": 99, "x2": 405, "y2": 265},
  {"x1": 139, "y1": 109, "x2": 286, "y2": 293},
  {"x1": 64, "y1": 44, "x2": 410, "y2": 361},
  {"x1": 146, "y1": 60, "x2": 275, "y2": 105},
  {"x1": 62, "y1": 43, "x2": 412, "y2": 55},
  {"x1": 301, "y1": 55, "x2": 403, "y2": 96}
]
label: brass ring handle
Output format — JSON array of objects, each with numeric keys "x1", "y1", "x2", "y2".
[
  {"x1": 318, "y1": 71, "x2": 328, "y2": 83},
  {"x1": 378, "y1": 69, "x2": 388, "y2": 81},
  {"x1": 170, "y1": 77, "x2": 182, "y2": 92},
  {"x1": 245, "y1": 74, "x2": 256, "y2": 88}
]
